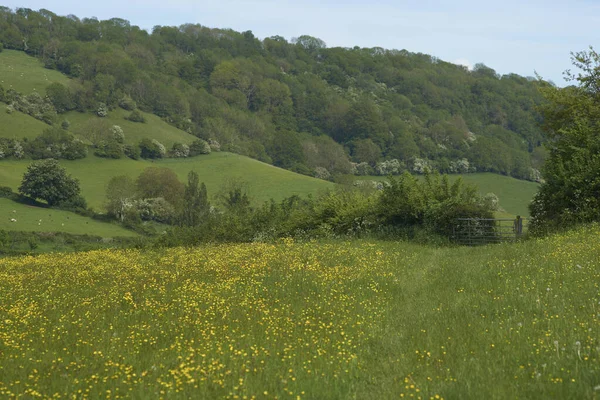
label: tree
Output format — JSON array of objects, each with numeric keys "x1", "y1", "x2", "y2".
[
  {"x1": 135, "y1": 167, "x2": 184, "y2": 207},
  {"x1": 105, "y1": 175, "x2": 135, "y2": 221},
  {"x1": 19, "y1": 159, "x2": 81, "y2": 206},
  {"x1": 530, "y1": 48, "x2": 600, "y2": 231},
  {"x1": 179, "y1": 171, "x2": 210, "y2": 226},
  {"x1": 45, "y1": 82, "x2": 74, "y2": 113}
]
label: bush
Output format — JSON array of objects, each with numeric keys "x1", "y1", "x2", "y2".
[
  {"x1": 170, "y1": 143, "x2": 190, "y2": 158},
  {"x1": 126, "y1": 109, "x2": 146, "y2": 123},
  {"x1": 94, "y1": 140, "x2": 123, "y2": 159},
  {"x1": 0, "y1": 186, "x2": 13, "y2": 198},
  {"x1": 138, "y1": 138, "x2": 165, "y2": 159},
  {"x1": 314, "y1": 167, "x2": 331, "y2": 180},
  {"x1": 26, "y1": 127, "x2": 88, "y2": 160},
  {"x1": 123, "y1": 144, "x2": 140, "y2": 160},
  {"x1": 110, "y1": 125, "x2": 125, "y2": 143},
  {"x1": 57, "y1": 194, "x2": 88, "y2": 211},
  {"x1": 189, "y1": 139, "x2": 211, "y2": 156},
  {"x1": 96, "y1": 103, "x2": 108, "y2": 117},
  {"x1": 118, "y1": 96, "x2": 136, "y2": 111}
]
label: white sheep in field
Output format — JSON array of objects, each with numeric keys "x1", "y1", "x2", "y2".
[{"x1": 10, "y1": 218, "x2": 16, "y2": 222}]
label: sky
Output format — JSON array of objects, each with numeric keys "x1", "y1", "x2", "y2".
[{"x1": 3, "y1": 0, "x2": 599, "y2": 85}]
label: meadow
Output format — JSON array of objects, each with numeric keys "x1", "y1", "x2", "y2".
[
  {"x1": 0, "y1": 108, "x2": 48, "y2": 140},
  {"x1": 0, "y1": 153, "x2": 335, "y2": 210},
  {"x1": 1, "y1": 225, "x2": 599, "y2": 399},
  {"x1": 66, "y1": 109, "x2": 198, "y2": 148},
  {"x1": 0, "y1": 198, "x2": 136, "y2": 237},
  {"x1": 0, "y1": 50, "x2": 70, "y2": 94}
]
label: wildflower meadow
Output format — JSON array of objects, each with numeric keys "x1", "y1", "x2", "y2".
[{"x1": 1, "y1": 226, "x2": 600, "y2": 399}]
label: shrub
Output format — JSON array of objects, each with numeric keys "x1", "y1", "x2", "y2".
[
  {"x1": 132, "y1": 197, "x2": 175, "y2": 223},
  {"x1": 0, "y1": 186, "x2": 13, "y2": 198},
  {"x1": 170, "y1": 143, "x2": 190, "y2": 158},
  {"x1": 61, "y1": 120, "x2": 71, "y2": 130},
  {"x1": 375, "y1": 159, "x2": 403, "y2": 175},
  {"x1": 208, "y1": 139, "x2": 221, "y2": 152},
  {"x1": 96, "y1": 103, "x2": 108, "y2": 117},
  {"x1": 110, "y1": 125, "x2": 125, "y2": 143},
  {"x1": 94, "y1": 140, "x2": 123, "y2": 159},
  {"x1": 355, "y1": 162, "x2": 374, "y2": 176},
  {"x1": 314, "y1": 167, "x2": 331, "y2": 181},
  {"x1": 139, "y1": 138, "x2": 165, "y2": 159},
  {"x1": 118, "y1": 96, "x2": 137, "y2": 111},
  {"x1": 126, "y1": 109, "x2": 146, "y2": 123},
  {"x1": 189, "y1": 139, "x2": 211, "y2": 156},
  {"x1": 123, "y1": 144, "x2": 140, "y2": 160}
]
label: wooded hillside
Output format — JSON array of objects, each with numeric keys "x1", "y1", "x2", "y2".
[{"x1": 0, "y1": 6, "x2": 548, "y2": 180}]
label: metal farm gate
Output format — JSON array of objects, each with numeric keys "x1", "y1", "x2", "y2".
[{"x1": 451, "y1": 218, "x2": 527, "y2": 245}]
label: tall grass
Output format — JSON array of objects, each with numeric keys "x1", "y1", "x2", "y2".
[{"x1": 1, "y1": 225, "x2": 599, "y2": 398}]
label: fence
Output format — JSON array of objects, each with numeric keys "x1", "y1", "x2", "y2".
[{"x1": 451, "y1": 218, "x2": 527, "y2": 245}]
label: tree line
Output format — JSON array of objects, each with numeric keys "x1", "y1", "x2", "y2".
[{"x1": 0, "y1": 6, "x2": 548, "y2": 180}]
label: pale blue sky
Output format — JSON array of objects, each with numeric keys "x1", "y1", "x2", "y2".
[{"x1": 3, "y1": 0, "x2": 599, "y2": 85}]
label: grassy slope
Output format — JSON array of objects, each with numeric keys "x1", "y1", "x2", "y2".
[
  {"x1": 0, "y1": 49, "x2": 70, "y2": 94},
  {"x1": 0, "y1": 108, "x2": 48, "y2": 140},
  {"x1": 0, "y1": 226, "x2": 598, "y2": 398},
  {"x1": 355, "y1": 173, "x2": 539, "y2": 217},
  {"x1": 0, "y1": 153, "x2": 335, "y2": 210},
  {"x1": 66, "y1": 108, "x2": 197, "y2": 148},
  {"x1": 0, "y1": 198, "x2": 136, "y2": 236}
]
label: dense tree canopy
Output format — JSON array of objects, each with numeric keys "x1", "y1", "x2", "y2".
[
  {"x1": 530, "y1": 48, "x2": 600, "y2": 231},
  {"x1": 0, "y1": 7, "x2": 548, "y2": 180},
  {"x1": 19, "y1": 158, "x2": 81, "y2": 206}
]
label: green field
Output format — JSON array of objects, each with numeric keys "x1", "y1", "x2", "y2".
[
  {"x1": 66, "y1": 108, "x2": 197, "y2": 148},
  {"x1": 0, "y1": 153, "x2": 335, "y2": 210},
  {"x1": 0, "y1": 198, "x2": 136, "y2": 237},
  {"x1": 355, "y1": 173, "x2": 539, "y2": 217},
  {"x1": 1, "y1": 225, "x2": 599, "y2": 398},
  {"x1": 0, "y1": 49, "x2": 70, "y2": 94},
  {"x1": 0, "y1": 108, "x2": 48, "y2": 140}
]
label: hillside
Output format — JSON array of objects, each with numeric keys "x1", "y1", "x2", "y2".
[
  {"x1": 0, "y1": 198, "x2": 136, "y2": 237},
  {"x1": 0, "y1": 49, "x2": 70, "y2": 94},
  {"x1": 0, "y1": 107, "x2": 48, "y2": 140},
  {"x1": 66, "y1": 108, "x2": 198, "y2": 148},
  {"x1": 1, "y1": 225, "x2": 599, "y2": 398},
  {"x1": 0, "y1": 7, "x2": 548, "y2": 182},
  {"x1": 0, "y1": 153, "x2": 335, "y2": 210}
]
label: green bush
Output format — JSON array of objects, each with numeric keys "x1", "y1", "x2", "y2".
[
  {"x1": 126, "y1": 110, "x2": 146, "y2": 123},
  {"x1": 0, "y1": 186, "x2": 13, "y2": 198},
  {"x1": 123, "y1": 144, "x2": 140, "y2": 160},
  {"x1": 139, "y1": 138, "x2": 165, "y2": 159},
  {"x1": 94, "y1": 140, "x2": 123, "y2": 159}
]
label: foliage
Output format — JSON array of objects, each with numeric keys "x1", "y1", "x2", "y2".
[
  {"x1": 378, "y1": 172, "x2": 494, "y2": 236},
  {"x1": 104, "y1": 175, "x2": 136, "y2": 221},
  {"x1": 178, "y1": 171, "x2": 210, "y2": 227},
  {"x1": 135, "y1": 166, "x2": 184, "y2": 207},
  {"x1": 0, "y1": 9, "x2": 548, "y2": 179},
  {"x1": 125, "y1": 109, "x2": 145, "y2": 123},
  {"x1": 18, "y1": 158, "x2": 82, "y2": 206},
  {"x1": 26, "y1": 126, "x2": 87, "y2": 160},
  {"x1": 530, "y1": 48, "x2": 600, "y2": 232},
  {"x1": 138, "y1": 138, "x2": 165, "y2": 159},
  {"x1": 188, "y1": 139, "x2": 211, "y2": 156}
]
